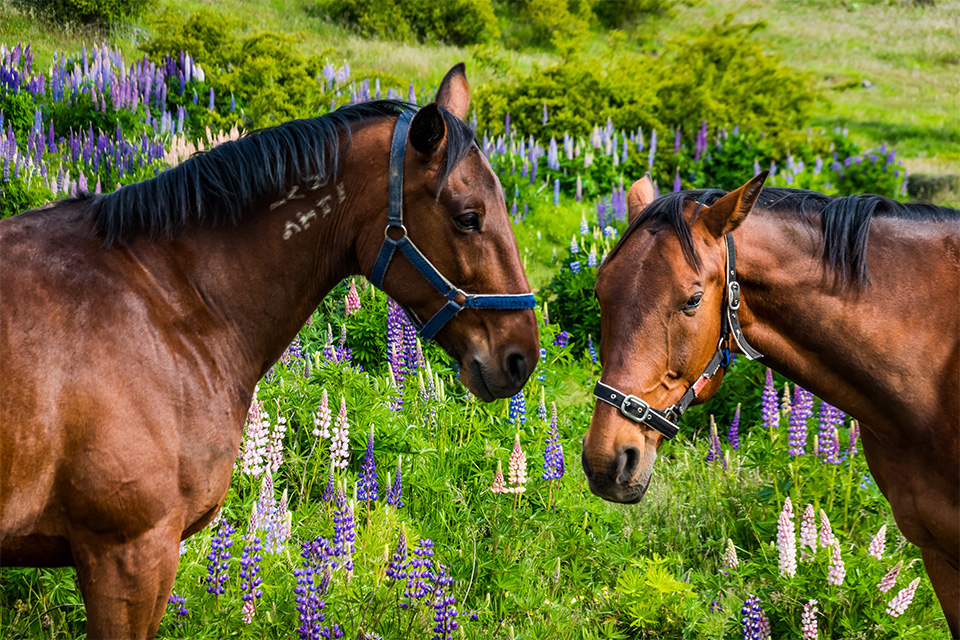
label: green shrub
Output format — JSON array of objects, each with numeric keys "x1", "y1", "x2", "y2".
[
  {"x1": 28, "y1": 0, "x2": 155, "y2": 25},
  {"x1": 322, "y1": 0, "x2": 499, "y2": 45},
  {"x1": 474, "y1": 19, "x2": 817, "y2": 153},
  {"x1": 0, "y1": 177, "x2": 54, "y2": 219},
  {"x1": 591, "y1": 0, "x2": 679, "y2": 29}
]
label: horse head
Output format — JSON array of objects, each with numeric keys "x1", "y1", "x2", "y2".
[
  {"x1": 582, "y1": 172, "x2": 767, "y2": 503},
  {"x1": 358, "y1": 65, "x2": 539, "y2": 401}
]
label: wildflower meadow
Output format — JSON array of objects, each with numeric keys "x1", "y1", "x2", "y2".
[{"x1": 0, "y1": 4, "x2": 953, "y2": 637}]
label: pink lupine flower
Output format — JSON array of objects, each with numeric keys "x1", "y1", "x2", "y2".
[
  {"x1": 758, "y1": 612, "x2": 771, "y2": 640},
  {"x1": 345, "y1": 280, "x2": 361, "y2": 316},
  {"x1": 723, "y1": 538, "x2": 739, "y2": 571},
  {"x1": 491, "y1": 460, "x2": 507, "y2": 494},
  {"x1": 877, "y1": 561, "x2": 902, "y2": 593},
  {"x1": 266, "y1": 413, "x2": 286, "y2": 473},
  {"x1": 330, "y1": 396, "x2": 350, "y2": 469},
  {"x1": 242, "y1": 599, "x2": 255, "y2": 624},
  {"x1": 313, "y1": 389, "x2": 331, "y2": 438},
  {"x1": 800, "y1": 599, "x2": 819, "y2": 639},
  {"x1": 819, "y1": 509, "x2": 835, "y2": 548},
  {"x1": 800, "y1": 503, "x2": 817, "y2": 561},
  {"x1": 827, "y1": 540, "x2": 846, "y2": 586},
  {"x1": 847, "y1": 419, "x2": 860, "y2": 457},
  {"x1": 781, "y1": 382, "x2": 792, "y2": 417},
  {"x1": 240, "y1": 389, "x2": 269, "y2": 477},
  {"x1": 777, "y1": 498, "x2": 797, "y2": 577},
  {"x1": 886, "y1": 578, "x2": 920, "y2": 617},
  {"x1": 507, "y1": 432, "x2": 527, "y2": 493},
  {"x1": 867, "y1": 524, "x2": 886, "y2": 560}
]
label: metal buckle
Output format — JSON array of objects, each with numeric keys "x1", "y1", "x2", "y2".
[
  {"x1": 384, "y1": 223, "x2": 408, "y2": 240},
  {"x1": 727, "y1": 281, "x2": 741, "y2": 310},
  {"x1": 620, "y1": 394, "x2": 651, "y2": 423}
]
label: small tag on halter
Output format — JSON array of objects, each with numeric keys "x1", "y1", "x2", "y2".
[{"x1": 693, "y1": 374, "x2": 711, "y2": 396}]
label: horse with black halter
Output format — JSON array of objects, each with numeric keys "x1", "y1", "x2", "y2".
[
  {"x1": 0, "y1": 64, "x2": 538, "y2": 639},
  {"x1": 583, "y1": 172, "x2": 959, "y2": 634}
]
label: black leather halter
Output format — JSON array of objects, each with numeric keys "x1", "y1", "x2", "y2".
[
  {"x1": 593, "y1": 233, "x2": 762, "y2": 439},
  {"x1": 368, "y1": 109, "x2": 537, "y2": 341}
]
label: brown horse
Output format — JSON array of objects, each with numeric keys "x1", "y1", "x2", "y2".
[
  {"x1": 0, "y1": 64, "x2": 538, "y2": 639},
  {"x1": 582, "y1": 173, "x2": 959, "y2": 634}
]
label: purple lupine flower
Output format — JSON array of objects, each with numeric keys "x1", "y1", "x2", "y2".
[
  {"x1": 330, "y1": 483, "x2": 355, "y2": 575},
  {"x1": 847, "y1": 419, "x2": 860, "y2": 458},
  {"x1": 322, "y1": 459, "x2": 335, "y2": 502},
  {"x1": 801, "y1": 599, "x2": 819, "y2": 639},
  {"x1": 541, "y1": 402, "x2": 564, "y2": 480},
  {"x1": 587, "y1": 335, "x2": 597, "y2": 364},
  {"x1": 587, "y1": 247, "x2": 597, "y2": 268},
  {"x1": 358, "y1": 425, "x2": 379, "y2": 501},
  {"x1": 740, "y1": 594, "x2": 769, "y2": 640},
  {"x1": 553, "y1": 178, "x2": 560, "y2": 205},
  {"x1": 777, "y1": 497, "x2": 797, "y2": 577},
  {"x1": 294, "y1": 539, "x2": 339, "y2": 640},
  {"x1": 432, "y1": 564, "x2": 459, "y2": 640},
  {"x1": 402, "y1": 538, "x2": 436, "y2": 606},
  {"x1": 705, "y1": 415, "x2": 723, "y2": 464},
  {"x1": 579, "y1": 212, "x2": 589, "y2": 236},
  {"x1": 569, "y1": 260, "x2": 580, "y2": 274},
  {"x1": 788, "y1": 386, "x2": 812, "y2": 456},
  {"x1": 818, "y1": 401, "x2": 843, "y2": 463},
  {"x1": 205, "y1": 522, "x2": 235, "y2": 595},
  {"x1": 570, "y1": 235, "x2": 579, "y2": 255},
  {"x1": 386, "y1": 456, "x2": 403, "y2": 507},
  {"x1": 208, "y1": 87, "x2": 215, "y2": 110},
  {"x1": 553, "y1": 331, "x2": 569, "y2": 348},
  {"x1": 760, "y1": 369, "x2": 779, "y2": 429},
  {"x1": 167, "y1": 592, "x2": 189, "y2": 618},
  {"x1": 673, "y1": 168, "x2": 682, "y2": 192},
  {"x1": 537, "y1": 387, "x2": 547, "y2": 422},
  {"x1": 728, "y1": 403, "x2": 741, "y2": 449},
  {"x1": 508, "y1": 389, "x2": 526, "y2": 426},
  {"x1": 673, "y1": 127, "x2": 681, "y2": 155},
  {"x1": 575, "y1": 175, "x2": 582, "y2": 202},
  {"x1": 542, "y1": 102, "x2": 548, "y2": 125},
  {"x1": 239, "y1": 536, "x2": 264, "y2": 604},
  {"x1": 386, "y1": 529, "x2": 408, "y2": 581},
  {"x1": 647, "y1": 129, "x2": 657, "y2": 168}
]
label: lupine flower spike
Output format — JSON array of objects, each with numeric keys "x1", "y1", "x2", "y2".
[
  {"x1": 386, "y1": 456, "x2": 404, "y2": 507},
  {"x1": 722, "y1": 538, "x2": 739, "y2": 573},
  {"x1": 728, "y1": 403, "x2": 741, "y2": 449},
  {"x1": 740, "y1": 594, "x2": 770, "y2": 640},
  {"x1": 827, "y1": 539, "x2": 846, "y2": 586},
  {"x1": 760, "y1": 369, "x2": 778, "y2": 429},
  {"x1": 330, "y1": 396, "x2": 350, "y2": 469},
  {"x1": 345, "y1": 280, "x2": 361, "y2": 315},
  {"x1": 800, "y1": 503, "x2": 817, "y2": 561},
  {"x1": 886, "y1": 578, "x2": 920, "y2": 617},
  {"x1": 777, "y1": 497, "x2": 797, "y2": 577},
  {"x1": 358, "y1": 425, "x2": 379, "y2": 501},
  {"x1": 801, "y1": 599, "x2": 819, "y2": 639},
  {"x1": 507, "y1": 433, "x2": 527, "y2": 495},
  {"x1": 819, "y1": 509, "x2": 835, "y2": 548},
  {"x1": 781, "y1": 382, "x2": 792, "y2": 416},
  {"x1": 868, "y1": 524, "x2": 886, "y2": 560},
  {"x1": 877, "y1": 561, "x2": 902, "y2": 593},
  {"x1": 491, "y1": 460, "x2": 507, "y2": 494}
]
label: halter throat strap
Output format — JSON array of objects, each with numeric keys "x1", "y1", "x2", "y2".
[
  {"x1": 368, "y1": 109, "x2": 536, "y2": 341},
  {"x1": 593, "y1": 233, "x2": 763, "y2": 439}
]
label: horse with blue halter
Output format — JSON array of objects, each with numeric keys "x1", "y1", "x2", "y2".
[
  {"x1": 583, "y1": 172, "x2": 959, "y2": 634},
  {"x1": 0, "y1": 64, "x2": 538, "y2": 639}
]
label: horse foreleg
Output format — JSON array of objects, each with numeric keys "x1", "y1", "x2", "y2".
[
  {"x1": 72, "y1": 524, "x2": 181, "y2": 639},
  {"x1": 922, "y1": 547, "x2": 960, "y2": 639}
]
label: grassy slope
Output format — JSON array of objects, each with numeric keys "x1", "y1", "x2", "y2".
[
  {"x1": 3, "y1": 0, "x2": 955, "y2": 180},
  {"x1": 661, "y1": 0, "x2": 960, "y2": 176}
]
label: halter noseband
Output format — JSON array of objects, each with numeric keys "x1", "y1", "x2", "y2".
[
  {"x1": 368, "y1": 109, "x2": 537, "y2": 340},
  {"x1": 594, "y1": 233, "x2": 763, "y2": 439}
]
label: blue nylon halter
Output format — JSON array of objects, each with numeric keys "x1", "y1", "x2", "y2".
[{"x1": 368, "y1": 108, "x2": 537, "y2": 341}]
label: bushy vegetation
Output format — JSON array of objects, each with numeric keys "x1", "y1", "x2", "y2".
[
  {"x1": 26, "y1": 0, "x2": 155, "y2": 25},
  {"x1": 319, "y1": 0, "x2": 500, "y2": 45}
]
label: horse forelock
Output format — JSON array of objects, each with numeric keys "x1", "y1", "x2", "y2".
[{"x1": 86, "y1": 100, "x2": 478, "y2": 246}]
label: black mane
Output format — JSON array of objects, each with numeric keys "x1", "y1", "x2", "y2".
[
  {"x1": 87, "y1": 100, "x2": 478, "y2": 245},
  {"x1": 604, "y1": 186, "x2": 958, "y2": 287}
]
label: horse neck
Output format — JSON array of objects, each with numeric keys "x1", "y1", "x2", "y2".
[
  {"x1": 733, "y1": 208, "x2": 959, "y2": 438},
  {"x1": 164, "y1": 123, "x2": 390, "y2": 388}
]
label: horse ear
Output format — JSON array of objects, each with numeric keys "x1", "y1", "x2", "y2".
[
  {"x1": 435, "y1": 63, "x2": 470, "y2": 121},
  {"x1": 409, "y1": 103, "x2": 447, "y2": 156},
  {"x1": 700, "y1": 170, "x2": 768, "y2": 237},
  {"x1": 627, "y1": 173, "x2": 657, "y2": 224}
]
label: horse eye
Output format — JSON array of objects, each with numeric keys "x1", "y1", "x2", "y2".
[
  {"x1": 454, "y1": 212, "x2": 480, "y2": 232},
  {"x1": 680, "y1": 292, "x2": 702, "y2": 312}
]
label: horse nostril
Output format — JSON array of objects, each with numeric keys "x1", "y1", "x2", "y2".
[
  {"x1": 616, "y1": 445, "x2": 642, "y2": 486},
  {"x1": 505, "y1": 351, "x2": 529, "y2": 386}
]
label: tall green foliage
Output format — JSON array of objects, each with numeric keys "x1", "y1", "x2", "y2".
[{"x1": 321, "y1": 0, "x2": 500, "y2": 45}]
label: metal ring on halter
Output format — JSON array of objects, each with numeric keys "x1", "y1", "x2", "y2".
[{"x1": 384, "y1": 224, "x2": 408, "y2": 240}]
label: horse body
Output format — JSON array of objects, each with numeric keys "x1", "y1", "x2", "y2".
[
  {"x1": 0, "y1": 65, "x2": 538, "y2": 638},
  {"x1": 584, "y1": 176, "x2": 959, "y2": 633}
]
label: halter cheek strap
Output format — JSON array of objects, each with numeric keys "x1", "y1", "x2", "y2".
[
  {"x1": 368, "y1": 109, "x2": 536, "y2": 341},
  {"x1": 593, "y1": 233, "x2": 763, "y2": 439}
]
